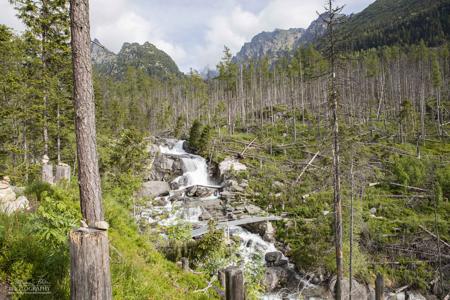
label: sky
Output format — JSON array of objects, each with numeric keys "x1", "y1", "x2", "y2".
[{"x1": 1, "y1": 0, "x2": 375, "y2": 72}]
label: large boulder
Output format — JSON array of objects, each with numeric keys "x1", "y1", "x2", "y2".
[
  {"x1": 329, "y1": 276, "x2": 368, "y2": 300},
  {"x1": 265, "y1": 251, "x2": 283, "y2": 267},
  {"x1": 264, "y1": 266, "x2": 290, "y2": 292},
  {"x1": 0, "y1": 180, "x2": 16, "y2": 204},
  {"x1": 146, "y1": 153, "x2": 184, "y2": 182},
  {"x1": 219, "y1": 157, "x2": 247, "y2": 177},
  {"x1": 137, "y1": 181, "x2": 170, "y2": 198},
  {"x1": 1, "y1": 195, "x2": 29, "y2": 215}
]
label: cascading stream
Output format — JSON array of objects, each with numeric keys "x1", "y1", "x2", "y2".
[{"x1": 143, "y1": 139, "x2": 307, "y2": 300}]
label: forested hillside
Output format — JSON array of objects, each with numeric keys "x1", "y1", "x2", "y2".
[
  {"x1": 332, "y1": 0, "x2": 450, "y2": 50},
  {"x1": 0, "y1": 0, "x2": 449, "y2": 299}
]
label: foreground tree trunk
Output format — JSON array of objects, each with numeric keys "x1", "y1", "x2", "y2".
[
  {"x1": 70, "y1": 0, "x2": 103, "y2": 224},
  {"x1": 69, "y1": 0, "x2": 112, "y2": 299}
]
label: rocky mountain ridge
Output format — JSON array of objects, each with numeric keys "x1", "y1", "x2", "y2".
[
  {"x1": 90, "y1": 39, "x2": 181, "y2": 78},
  {"x1": 233, "y1": 13, "x2": 342, "y2": 64}
]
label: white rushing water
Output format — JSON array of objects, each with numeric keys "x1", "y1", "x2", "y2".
[
  {"x1": 146, "y1": 139, "x2": 302, "y2": 299},
  {"x1": 160, "y1": 140, "x2": 212, "y2": 187}
]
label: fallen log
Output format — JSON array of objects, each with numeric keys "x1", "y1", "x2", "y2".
[
  {"x1": 389, "y1": 182, "x2": 429, "y2": 192},
  {"x1": 295, "y1": 151, "x2": 320, "y2": 184},
  {"x1": 419, "y1": 225, "x2": 450, "y2": 250}
]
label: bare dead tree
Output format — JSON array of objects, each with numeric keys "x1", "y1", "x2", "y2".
[
  {"x1": 322, "y1": 0, "x2": 345, "y2": 298},
  {"x1": 349, "y1": 156, "x2": 354, "y2": 300}
]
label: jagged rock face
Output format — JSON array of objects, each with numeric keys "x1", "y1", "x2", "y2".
[
  {"x1": 90, "y1": 39, "x2": 180, "y2": 79},
  {"x1": 234, "y1": 28, "x2": 305, "y2": 64},
  {"x1": 296, "y1": 13, "x2": 331, "y2": 46},
  {"x1": 91, "y1": 39, "x2": 116, "y2": 65},
  {"x1": 233, "y1": 13, "x2": 346, "y2": 64}
]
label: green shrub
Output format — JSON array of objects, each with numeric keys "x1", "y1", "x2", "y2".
[{"x1": 389, "y1": 155, "x2": 427, "y2": 187}]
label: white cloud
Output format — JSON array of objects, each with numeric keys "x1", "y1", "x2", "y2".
[
  {"x1": 192, "y1": 0, "x2": 323, "y2": 70},
  {"x1": 0, "y1": 1, "x2": 25, "y2": 33},
  {"x1": 90, "y1": 0, "x2": 186, "y2": 66},
  {"x1": 1, "y1": 0, "x2": 375, "y2": 73}
]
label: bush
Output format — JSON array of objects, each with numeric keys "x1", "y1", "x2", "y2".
[{"x1": 389, "y1": 155, "x2": 427, "y2": 187}]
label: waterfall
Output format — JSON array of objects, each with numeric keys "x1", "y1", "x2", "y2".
[{"x1": 143, "y1": 139, "x2": 305, "y2": 299}]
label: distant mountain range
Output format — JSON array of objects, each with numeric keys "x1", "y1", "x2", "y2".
[
  {"x1": 233, "y1": 13, "x2": 341, "y2": 64},
  {"x1": 234, "y1": 0, "x2": 450, "y2": 63},
  {"x1": 90, "y1": 0, "x2": 450, "y2": 77},
  {"x1": 91, "y1": 39, "x2": 181, "y2": 78}
]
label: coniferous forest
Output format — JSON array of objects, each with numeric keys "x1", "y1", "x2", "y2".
[{"x1": 0, "y1": 0, "x2": 449, "y2": 299}]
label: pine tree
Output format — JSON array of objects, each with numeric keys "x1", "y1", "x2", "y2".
[{"x1": 188, "y1": 119, "x2": 202, "y2": 151}]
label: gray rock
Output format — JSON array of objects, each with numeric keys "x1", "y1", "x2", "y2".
[
  {"x1": 370, "y1": 207, "x2": 377, "y2": 215},
  {"x1": 264, "y1": 266, "x2": 290, "y2": 292},
  {"x1": 245, "y1": 204, "x2": 262, "y2": 214},
  {"x1": 199, "y1": 209, "x2": 212, "y2": 221},
  {"x1": 263, "y1": 221, "x2": 276, "y2": 243},
  {"x1": 94, "y1": 221, "x2": 109, "y2": 230},
  {"x1": 152, "y1": 197, "x2": 167, "y2": 206},
  {"x1": 329, "y1": 276, "x2": 367, "y2": 300},
  {"x1": 265, "y1": 251, "x2": 282, "y2": 266},
  {"x1": 137, "y1": 181, "x2": 170, "y2": 198},
  {"x1": 0, "y1": 185, "x2": 16, "y2": 204},
  {"x1": 194, "y1": 187, "x2": 214, "y2": 198},
  {"x1": 220, "y1": 191, "x2": 235, "y2": 200},
  {"x1": 2, "y1": 195, "x2": 29, "y2": 214},
  {"x1": 170, "y1": 181, "x2": 180, "y2": 190},
  {"x1": 186, "y1": 185, "x2": 198, "y2": 197},
  {"x1": 219, "y1": 157, "x2": 247, "y2": 177}
]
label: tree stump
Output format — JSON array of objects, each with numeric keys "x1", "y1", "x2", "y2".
[
  {"x1": 42, "y1": 164, "x2": 54, "y2": 184},
  {"x1": 55, "y1": 163, "x2": 71, "y2": 183},
  {"x1": 181, "y1": 257, "x2": 189, "y2": 271},
  {"x1": 375, "y1": 273, "x2": 384, "y2": 300},
  {"x1": 218, "y1": 269, "x2": 226, "y2": 287},
  {"x1": 69, "y1": 228, "x2": 112, "y2": 300},
  {"x1": 225, "y1": 267, "x2": 244, "y2": 300}
]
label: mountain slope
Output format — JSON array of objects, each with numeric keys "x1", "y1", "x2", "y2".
[
  {"x1": 91, "y1": 40, "x2": 181, "y2": 78},
  {"x1": 233, "y1": 13, "x2": 344, "y2": 63},
  {"x1": 333, "y1": 0, "x2": 450, "y2": 50},
  {"x1": 234, "y1": 28, "x2": 305, "y2": 63}
]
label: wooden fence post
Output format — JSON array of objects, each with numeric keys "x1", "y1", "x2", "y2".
[
  {"x1": 225, "y1": 267, "x2": 244, "y2": 300},
  {"x1": 375, "y1": 273, "x2": 384, "y2": 300}
]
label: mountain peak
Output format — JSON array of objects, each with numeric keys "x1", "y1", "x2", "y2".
[{"x1": 91, "y1": 40, "x2": 180, "y2": 79}]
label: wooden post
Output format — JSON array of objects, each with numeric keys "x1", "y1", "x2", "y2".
[
  {"x1": 375, "y1": 273, "x2": 384, "y2": 300},
  {"x1": 225, "y1": 267, "x2": 244, "y2": 300},
  {"x1": 70, "y1": 229, "x2": 112, "y2": 300}
]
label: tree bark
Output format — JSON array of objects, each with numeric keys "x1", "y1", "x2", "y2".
[
  {"x1": 70, "y1": 229, "x2": 112, "y2": 300},
  {"x1": 70, "y1": 1, "x2": 112, "y2": 299},
  {"x1": 70, "y1": 0, "x2": 103, "y2": 225},
  {"x1": 225, "y1": 267, "x2": 244, "y2": 300}
]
